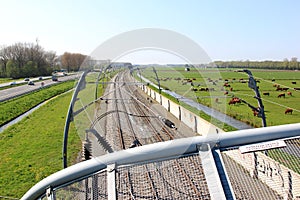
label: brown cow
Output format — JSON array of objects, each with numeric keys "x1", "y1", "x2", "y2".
[
  {"x1": 228, "y1": 99, "x2": 236, "y2": 105},
  {"x1": 253, "y1": 110, "x2": 259, "y2": 116},
  {"x1": 278, "y1": 93, "x2": 285, "y2": 98},
  {"x1": 276, "y1": 87, "x2": 283, "y2": 91},
  {"x1": 285, "y1": 108, "x2": 293, "y2": 114},
  {"x1": 287, "y1": 91, "x2": 292, "y2": 96},
  {"x1": 228, "y1": 97, "x2": 241, "y2": 105}
]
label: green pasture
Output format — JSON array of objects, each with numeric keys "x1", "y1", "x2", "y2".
[{"x1": 140, "y1": 67, "x2": 300, "y2": 127}]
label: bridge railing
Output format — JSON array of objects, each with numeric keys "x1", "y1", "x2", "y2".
[{"x1": 21, "y1": 123, "x2": 300, "y2": 200}]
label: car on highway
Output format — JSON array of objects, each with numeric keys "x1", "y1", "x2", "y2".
[
  {"x1": 52, "y1": 75, "x2": 58, "y2": 81},
  {"x1": 28, "y1": 81, "x2": 35, "y2": 85},
  {"x1": 10, "y1": 81, "x2": 17, "y2": 85},
  {"x1": 24, "y1": 78, "x2": 30, "y2": 81},
  {"x1": 39, "y1": 77, "x2": 43, "y2": 80}
]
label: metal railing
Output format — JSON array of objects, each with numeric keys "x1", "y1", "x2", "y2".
[{"x1": 22, "y1": 123, "x2": 300, "y2": 200}]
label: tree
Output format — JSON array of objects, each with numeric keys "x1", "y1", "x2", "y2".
[
  {"x1": 6, "y1": 60, "x2": 19, "y2": 78},
  {"x1": 0, "y1": 41, "x2": 57, "y2": 78},
  {"x1": 290, "y1": 57, "x2": 298, "y2": 70},
  {"x1": 61, "y1": 52, "x2": 87, "y2": 72}
]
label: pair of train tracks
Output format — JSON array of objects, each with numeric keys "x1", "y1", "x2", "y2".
[{"x1": 107, "y1": 71, "x2": 209, "y2": 199}]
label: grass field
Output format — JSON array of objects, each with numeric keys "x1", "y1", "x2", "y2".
[
  {"x1": 0, "y1": 71, "x2": 117, "y2": 198},
  {"x1": 0, "y1": 92, "x2": 81, "y2": 199},
  {"x1": 140, "y1": 67, "x2": 300, "y2": 127}
]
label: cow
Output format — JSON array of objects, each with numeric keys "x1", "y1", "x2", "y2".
[
  {"x1": 263, "y1": 92, "x2": 270, "y2": 96},
  {"x1": 224, "y1": 91, "x2": 228, "y2": 95},
  {"x1": 230, "y1": 87, "x2": 233, "y2": 91},
  {"x1": 228, "y1": 99, "x2": 236, "y2": 105},
  {"x1": 282, "y1": 88, "x2": 289, "y2": 91},
  {"x1": 294, "y1": 88, "x2": 300, "y2": 91},
  {"x1": 287, "y1": 91, "x2": 292, "y2": 96},
  {"x1": 276, "y1": 87, "x2": 283, "y2": 91},
  {"x1": 278, "y1": 93, "x2": 285, "y2": 98},
  {"x1": 253, "y1": 110, "x2": 259, "y2": 116},
  {"x1": 292, "y1": 81, "x2": 296, "y2": 84},
  {"x1": 228, "y1": 97, "x2": 241, "y2": 105},
  {"x1": 285, "y1": 108, "x2": 293, "y2": 114}
]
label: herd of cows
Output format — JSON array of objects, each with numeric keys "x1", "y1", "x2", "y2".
[{"x1": 160, "y1": 76, "x2": 297, "y2": 116}]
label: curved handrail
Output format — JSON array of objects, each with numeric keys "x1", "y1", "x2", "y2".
[{"x1": 22, "y1": 123, "x2": 300, "y2": 200}]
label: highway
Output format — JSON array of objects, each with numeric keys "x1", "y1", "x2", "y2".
[{"x1": 0, "y1": 75, "x2": 78, "y2": 102}]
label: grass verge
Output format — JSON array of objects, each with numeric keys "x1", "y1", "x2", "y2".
[
  {"x1": 0, "y1": 81, "x2": 75, "y2": 126},
  {"x1": 0, "y1": 91, "x2": 81, "y2": 199}
]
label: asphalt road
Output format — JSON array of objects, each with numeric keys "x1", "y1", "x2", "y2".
[{"x1": 0, "y1": 75, "x2": 78, "y2": 102}]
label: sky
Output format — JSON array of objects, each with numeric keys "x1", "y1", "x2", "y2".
[{"x1": 0, "y1": 0, "x2": 299, "y2": 63}]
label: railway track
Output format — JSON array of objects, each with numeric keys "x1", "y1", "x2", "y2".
[{"x1": 104, "y1": 71, "x2": 210, "y2": 199}]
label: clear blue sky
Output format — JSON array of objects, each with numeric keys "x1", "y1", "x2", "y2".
[{"x1": 0, "y1": 0, "x2": 299, "y2": 62}]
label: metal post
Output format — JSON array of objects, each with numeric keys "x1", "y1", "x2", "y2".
[
  {"x1": 240, "y1": 69, "x2": 267, "y2": 127},
  {"x1": 62, "y1": 71, "x2": 87, "y2": 168},
  {"x1": 152, "y1": 67, "x2": 161, "y2": 93},
  {"x1": 137, "y1": 67, "x2": 143, "y2": 83},
  {"x1": 95, "y1": 67, "x2": 104, "y2": 100}
]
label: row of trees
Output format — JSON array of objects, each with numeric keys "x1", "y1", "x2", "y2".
[
  {"x1": 214, "y1": 58, "x2": 300, "y2": 70},
  {"x1": 0, "y1": 41, "x2": 89, "y2": 79}
]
